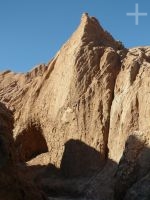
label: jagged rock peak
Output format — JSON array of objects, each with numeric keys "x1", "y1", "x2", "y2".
[
  {"x1": 78, "y1": 13, "x2": 124, "y2": 50},
  {"x1": 1, "y1": 12, "x2": 150, "y2": 200},
  {"x1": 80, "y1": 12, "x2": 102, "y2": 28}
]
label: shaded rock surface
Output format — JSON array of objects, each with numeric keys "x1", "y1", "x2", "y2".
[
  {"x1": 0, "y1": 13, "x2": 150, "y2": 199},
  {"x1": 0, "y1": 103, "x2": 47, "y2": 200}
]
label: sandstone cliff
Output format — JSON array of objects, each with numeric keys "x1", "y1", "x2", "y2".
[{"x1": 0, "y1": 13, "x2": 150, "y2": 200}]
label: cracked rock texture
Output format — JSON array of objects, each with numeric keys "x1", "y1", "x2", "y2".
[{"x1": 0, "y1": 13, "x2": 150, "y2": 200}]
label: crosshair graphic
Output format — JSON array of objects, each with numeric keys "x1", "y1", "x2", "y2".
[{"x1": 126, "y1": 3, "x2": 148, "y2": 25}]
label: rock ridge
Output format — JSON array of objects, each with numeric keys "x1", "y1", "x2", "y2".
[{"x1": 0, "y1": 13, "x2": 150, "y2": 200}]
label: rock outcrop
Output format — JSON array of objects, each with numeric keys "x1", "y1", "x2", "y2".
[
  {"x1": 108, "y1": 47, "x2": 150, "y2": 163},
  {"x1": 0, "y1": 102, "x2": 47, "y2": 200},
  {"x1": 0, "y1": 13, "x2": 150, "y2": 199},
  {"x1": 0, "y1": 13, "x2": 122, "y2": 171}
]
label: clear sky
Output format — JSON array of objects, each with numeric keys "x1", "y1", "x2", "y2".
[{"x1": 0, "y1": 0, "x2": 150, "y2": 72}]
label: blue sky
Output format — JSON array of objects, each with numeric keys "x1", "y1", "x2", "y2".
[{"x1": 0, "y1": 0, "x2": 150, "y2": 72}]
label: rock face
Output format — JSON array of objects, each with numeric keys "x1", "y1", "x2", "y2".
[
  {"x1": 108, "y1": 47, "x2": 150, "y2": 162},
  {"x1": 0, "y1": 103, "x2": 46, "y2": 200},
  {"x1": 114, "y1": 132, "x2": 150, "y2": 200},
  {"x1": 0, "y1": 13, "x2": 150, "y2": 199},
  {"x1": 0, "y1": 13, "x2": 122, "y2": 171},
  {"x1": 0, "y1": 102, "x2": 14, "y2": 168}
]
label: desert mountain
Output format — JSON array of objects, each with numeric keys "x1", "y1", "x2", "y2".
[{"x1": 0, "y1": 13, "x2": 150, "y2": 200}]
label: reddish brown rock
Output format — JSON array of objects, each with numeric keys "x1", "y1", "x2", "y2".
[
  {"x1": 0, "y1": 13, "x2": 122, "y2": 175},
  {"x1": 0, "y1": 13, "x2": 150, "y2": 200}
]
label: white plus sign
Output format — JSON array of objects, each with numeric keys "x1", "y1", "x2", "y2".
[{"x1": 126, "y1": 3, "x2": 148, "y2": 25}]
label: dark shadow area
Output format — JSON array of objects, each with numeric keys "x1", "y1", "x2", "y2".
[
  {"x1": 0, "y1": 102, "x2": 14, "y2": 168},
  {"x1": 0, "y1": 102, "x2": 47, "y2": 200},
  {"x1": 15, "y1": 125, "x2": 48, "y2": 162},
  {"x1": 26, "y1": 136, "x2": 150, "y2": 200},
  {"x1": 26, "y1": 140, "x2": 106, "y2": 198},
  {"x1": 60, "y1": 139, "x2": 104, "y2": 178},
  {"x1": 114, "y1": 134, "x2": 150, "y2": 200},
  {"x1": 26, "y1": 163, "x2": 88, "y2": 199}
]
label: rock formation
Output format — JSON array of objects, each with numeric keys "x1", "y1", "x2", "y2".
[
  {"x1": 0, "y1": 13, "x2": 150, "y2": 200},
  {"x1": 0, "y1": 102, "x2": 46, "y2": 200}
]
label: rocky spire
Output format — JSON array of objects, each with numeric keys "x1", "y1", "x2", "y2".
[{"x1": 76, "y1": 13, "x2": 123, "y2": 50}]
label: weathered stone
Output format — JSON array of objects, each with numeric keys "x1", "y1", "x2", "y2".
[
  {"x1": 0, "y1": 13, "x2": 121, "y2": 173},
  {"x1": 0, "y1": 13, "x2": 150, "y2": 200}
]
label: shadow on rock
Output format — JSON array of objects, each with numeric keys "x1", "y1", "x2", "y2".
[
  {"x1": 114, "y1": 134, "x2": 150, "y2": 200},
  {"x1": 0, "y1": 102, "x2": 47, "y2": 200},
  {"x1": 1, "y1": 104, "x2": 150, "y2": 200},
  {"x1": 15, "y1": 125, "x2": 48, "y2": 162},
  {"x1": 35, "y1": 135, "x2": 150, "y2": 200},
  {"x1": 60, "y1": 139, "x2": 104, "y2": 178}
]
